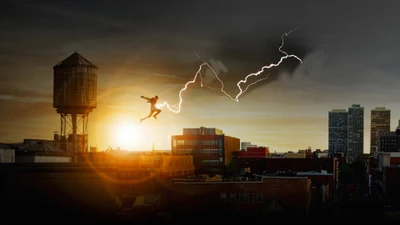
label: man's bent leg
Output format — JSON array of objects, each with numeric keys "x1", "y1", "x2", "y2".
[{"x1": 153, "y1": 109, "x2": 161, "y2": 119}]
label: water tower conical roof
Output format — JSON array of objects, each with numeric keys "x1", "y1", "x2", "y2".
[{"x1": 53, "y1": 52, "x2": 97, "y2": 68}]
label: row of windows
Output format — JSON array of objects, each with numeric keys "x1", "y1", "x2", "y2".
[
  {"x1": 175, "y1": 140, "x2": 221, "y2": 146},
  {"x1": 200, "y1": 149, "x2": 220, "y2": 154},
  {"x1": 175, "y1": 149, "x2": 193, "y2": 154},
  {"x1": 139, "y1": 160, "x2": 189, "y2": 165},
  {"x1": 204, "y1": 159, "x2": 219, "y2": 165},
  {"x1": 168, "y1": 159, "x2": 191, "y2": 165},
  {"x1": 174, "y1": 149, "x2": 223, "y2": 155},
  {"x1": 221, "y1": 192, "x2": 263, "y2": 203},
  {"x1": 119, "y1": 159, "x2": 191, "y2": 166}
]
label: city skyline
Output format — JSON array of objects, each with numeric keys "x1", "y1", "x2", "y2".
[{"x1": 2, "y1": 1, "x2": 400, "y2": 152}]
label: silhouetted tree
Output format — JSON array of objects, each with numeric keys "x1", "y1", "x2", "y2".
[{"x1": 223, "y1": 156, "x2": 240, "y2": 180}]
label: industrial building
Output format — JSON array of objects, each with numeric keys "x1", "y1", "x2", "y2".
[
  {"x1": 0, "y1": 144, "x2": 15, "y2": 163},
  {"x1": 1, "y1": 139, "x2": 70, "y2": 163}
]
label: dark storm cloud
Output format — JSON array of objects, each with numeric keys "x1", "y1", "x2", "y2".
[
  {"x1": 1, "y1": 0, "x2": 399, "y2": 96},
  {"x1": 192, "y1": 28, "x2": 314, "y2": 98},
  {"x1": 216, "y1": 30, "x2": 311, "y2": 73},
  {"x1": 1, "y1": 0, "x2": 311, "y2": 85}
]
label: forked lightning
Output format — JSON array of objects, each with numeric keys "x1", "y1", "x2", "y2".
[{"x1": 156, "y1": 27, "x2": 303, "y2": 113}]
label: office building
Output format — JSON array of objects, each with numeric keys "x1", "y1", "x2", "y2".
[
  {"x1": 347, "y1": 104, "x2": 364, "y2": 163},
  {"x1": 171, "y1": 126, "x2": 240, "y2": 174},
  {"x1": 328, "y1": 109, "x2": 348, "y2": 154},
  {"x1": 380, "y1": 120, "x2": 400, "y2": 153},
  {"x1": 370, "y1": 107, "x2": 390, "y2": 153}
]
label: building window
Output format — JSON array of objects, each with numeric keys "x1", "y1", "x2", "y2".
[
  {"x1": 221, "y1": 193, "x2": 227, "y2": 203},
  {"x1": 230, "y1": 193, "x2": 236, "y2": 203},
  {"x1": 257, "y1": 193, "x2": 263, "y2": 203},
  {"x1": 239, "y1": 192, "x2": 245, "y2": 202},
  {"x1": 204, "y1": 159, "x2": 219, "y2": 165},
  {"x1": 248, "y1": 193, "x2": 253, "y2": 203}
]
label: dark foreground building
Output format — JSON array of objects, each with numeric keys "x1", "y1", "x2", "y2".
[{"x1": 0, "y1": 153, "x2": 193, "y2": 225}]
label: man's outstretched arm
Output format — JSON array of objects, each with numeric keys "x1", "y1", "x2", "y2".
[{"x1": 141, "y1": 96, "x2": 150, "y2": 100}]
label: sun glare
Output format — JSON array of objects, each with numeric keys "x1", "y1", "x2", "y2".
[{"x1": 110, "y1": 117, "x2": 146, "y2": 150}]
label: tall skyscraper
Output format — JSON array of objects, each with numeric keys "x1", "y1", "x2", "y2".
[
  {"x1": 370, "y1": 107, "x2": 390, "y2": 153},
  {"x1": 347, "y1": 104, "x2": 364, "y2": 163},
  {"x1": 328, "y1": 109, "x2": 348, "y2": 154}
]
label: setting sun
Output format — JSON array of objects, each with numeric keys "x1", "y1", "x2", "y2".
[{"x1": 108, "y1": 115, "x2": 147, "y2": 150}]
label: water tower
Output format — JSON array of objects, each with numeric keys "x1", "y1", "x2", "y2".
[{"x1": 53, "y1": 52, "x2": 98, "y2": 162}]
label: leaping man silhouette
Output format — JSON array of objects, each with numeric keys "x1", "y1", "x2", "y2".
[{"x1": 140, "y1": 95, "x2": 161, "y2": 123}]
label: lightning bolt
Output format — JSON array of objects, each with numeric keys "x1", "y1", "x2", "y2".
[{"x1": 156, "y1": 27, "x2": 303, "y2": 113}]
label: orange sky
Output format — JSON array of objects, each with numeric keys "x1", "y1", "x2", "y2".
[{"x1": 2, "y1": 1, "x2": 400, "y2": 153}]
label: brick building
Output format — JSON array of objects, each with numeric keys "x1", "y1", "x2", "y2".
[
  {"x1": 0, "y1": 150, "x2": 196, "y2": 224},
  {"x1": 1, "y1": 163, "x2": 120, "y2": 224},
  {"x1": 379, "y1": 166, "x2": 400, "y2": 209},
  {"x1": 235, "y1": 146, "x2": 269, "y2": 159},
  {"x1": 296, "y1": 171, "x2": 335, "y2": 213},
  {"x1": 380, "y1": 128, "x2": 400, "y2": 153},
  {"x1": 171, "y1": 127, "x2": 240, "y2": 174},
  {"x1": 234, "y1": 158, "x2": 337, "y2": 178},
  {"x1": 168, "y1": 176, "x2": 311, "y2": 217},
  {"x1": 233, "y1": 146, "x2": 269, "y2": 175},
  {"x1": 286, "y1": 151, "x2": 306, "y2": 158},
  {"x1": 374, "y1": 152, "x2": 400, "y2": 210},
  {"x1": 264, "y1": 158, "x2": 336, "y2": 174}
]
